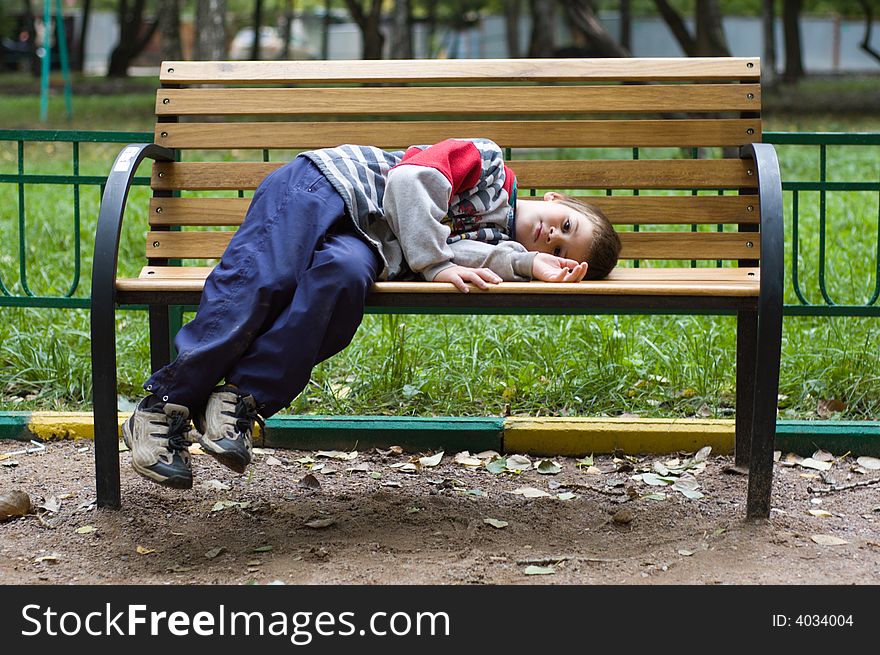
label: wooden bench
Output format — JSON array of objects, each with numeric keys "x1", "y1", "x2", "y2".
[{"x1": 91, "y1": 57, "x2": 783, "y2": 518}]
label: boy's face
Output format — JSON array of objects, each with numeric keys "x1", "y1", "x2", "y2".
[{"x1": 515, "y1": 192, "x2": 594, "y2": 262}]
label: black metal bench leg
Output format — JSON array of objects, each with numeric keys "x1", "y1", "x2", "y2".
[
  {"x1": 91, "y1": 296, "x2": 121, "y2": 509},
  {"x1": 149, "y1": 305, "x2": 173, "y2": 373},
  {"x1": 746, "y1": 305, "x2": 783, "y2": 519},
  {"x1": 735, "y1": 310, "x2": 757, "y2": 468}
]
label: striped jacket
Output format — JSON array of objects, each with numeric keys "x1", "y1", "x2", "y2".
[{"x1": 300, "y1": 138, "x2": 535, "y2": 281}]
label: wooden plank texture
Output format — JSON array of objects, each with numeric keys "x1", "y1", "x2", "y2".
[
  {"x1": 155, "y1": 84, "x2": 762, "y2": 116},
  {"x1": 145, "y1": 230, "x2": 760, "y2": 261},
  {"x1": 152, "y1": 160, "x2": 758, "y2": 191},
  {"x1": 121, "y1": 265, "x2": 761, "y2": 297},
  {"x1": 154, "y1": 119, "x2": 761, "y2": 149},
  {"x1": 149, "y1": 195, "x2": 760, "y2": 228},
  {"x1": 159, "y1": 58, "x2": 760, "y2": 84}
]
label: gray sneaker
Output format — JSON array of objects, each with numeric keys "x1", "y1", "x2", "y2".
[
  {"x1": 122, "y1": 396, "x2": 193, "y2": 489},
  {"x1": 194, "y1": 385, "x2": 263, "y2": 474}
]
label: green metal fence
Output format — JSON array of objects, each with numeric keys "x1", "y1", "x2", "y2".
[
  {"x1": 0, "y1": 129, "x2": 151, "y2": 309},
  {"x1": 1, "y1": 129, "x2": 878, "y2": 315}
]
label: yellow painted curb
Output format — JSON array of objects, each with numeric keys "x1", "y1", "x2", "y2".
[
  {"x1": 503, "y1": 417, "x2": 735, "y2": 456},
  {"x1": 29, "y1": 412, "x2": 127, "y2": 441}
]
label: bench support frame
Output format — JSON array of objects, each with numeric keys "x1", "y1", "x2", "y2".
[{"x1": 91, "y1": 141, "x2": 784, "y2": 519}]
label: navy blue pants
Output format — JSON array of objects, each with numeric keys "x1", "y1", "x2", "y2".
[{"x1": 144, "y1": 158, "x2": 381, "y2": 417}]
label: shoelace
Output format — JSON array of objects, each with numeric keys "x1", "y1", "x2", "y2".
[
  {"x1": 165, "y1": 412, "x2": 193, "y2": 452},
  {"x1": 233, "y1": 396, "x2": 266, "y2": 438}
]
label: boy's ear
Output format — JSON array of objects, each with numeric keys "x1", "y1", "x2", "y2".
[{"x1": 543, "y1": 191, "x2": 563, "y2": 202}]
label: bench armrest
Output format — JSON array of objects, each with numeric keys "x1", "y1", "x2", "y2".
[
  {"x1": 92, "y1": 143, "x2": 175, "y2": 304},
  {"x1": 740, "y1": 142, "x2": 783, "y2": 310}
]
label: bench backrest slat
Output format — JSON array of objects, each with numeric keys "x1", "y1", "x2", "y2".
[
  {"x1": 159, "y1": 57, "x2": 760, "y2": 83},
  {"x1": 155, "y1": 84, "x2": 762, "y2": 116},
  {"x1": 151, "y1": 160, "x2": 758, "y2": 192},
  {"x1": 147, "y1": 57, "x2": 765, "y2": 267},
  {"x1": 146, "y1": 230, "x2": 760, "y2": 262},
  {"x1": 149, "y1": 195, "x2": 760, "y2": 228},
  {"x1": 155, "y1": 119, "x2": 761, "y2": 149}
]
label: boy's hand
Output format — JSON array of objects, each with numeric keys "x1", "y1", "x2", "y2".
[
  {"x1": 531, "y1": 253, "x2": 588, "y2": 282},
  {"x1": 433, "y1": 266, "x2": 503, "y2": 293}
]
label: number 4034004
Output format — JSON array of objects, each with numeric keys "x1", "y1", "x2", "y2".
[{"x1": 796, "y1": 615, "x2": 853, "y2": 627}]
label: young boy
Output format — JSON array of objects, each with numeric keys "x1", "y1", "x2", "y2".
[{"x1": 123, "y1": 138, "x2": 621, "y2": 489}]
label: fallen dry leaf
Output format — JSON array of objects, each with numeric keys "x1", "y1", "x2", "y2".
[
  {"x1": 856, "y1": 456, "x2": 880, "y2": 470},
  {"x1": 0, "y1": 490, "x2": 32, "y2": 522},
  {"x1": 299, "y1": 474, "x2": 321, "y2": 490},
  {"x1": 523, "y1": 565, "x2": 555, "y2": 576},
  {"x1": 810, "y1": 534, "x2": 849, "y2": 546},
  {"x1": 204, "y1": 547, "x2": 225, "y2": 559},
  {"x1": 817, "y1": 398, "x2": 846, "y2": 418},
  {"x1": 505, "y1": 454, "x2": 532, "y2": 472},
  {"x1": 454, "y1": 452, "x2": 483, "y2": 467},
  {"x1": 75, "y1": 525, "x2": 96, "y2": 534},
  {"x1": 304, "y1": 517, "x2": 336, "y2": 529},
  {"x1": 799, "y1": 458, "x2": 833, "y2": 472},
  {"x1": 316, "y1": 450, "x2": 358, "y2": 461},
  {"x1": 508, "y1": 487, "x2": 552, "y2": 499},
  {"x1": 38, "y1": 496, "x2": 61, "y2": 514},
  {"x1": 808, "y1": 509, "x2": 833, "y2": 518},
  {"x1": 265, "y1": 456, "x2": 283, "y2": 466},
  {"x1": 418, "y1": 451, "x2": 444, "y2": 468},
  {"x1": 483, "y1": 518, "x2": 508, "y2": 529},
  {"x1": 34, "y1": 554, "x2": 59, "y2": 563},
  {"x1": 811, "y1": 449, "x2": 834, "y2": 462},
  {"x1": 136, "y1": 545, "x2": 156, "y2": 555},
  {"x1": 199, "y1": 479, "x2": 231, "y2": 492}
]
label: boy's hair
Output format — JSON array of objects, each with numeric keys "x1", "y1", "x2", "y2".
[{"x1": 554, "y1": 195, "x2": 621, "y2": 280}]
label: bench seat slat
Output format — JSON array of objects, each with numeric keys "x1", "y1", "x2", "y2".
[
  {"x1": 121, "y1": 266, "x2": 760, "y2": 297},
  {"x1": 152, "y1": 160, "x2": 759, "y2": 191},
  {"x1": 160, "y1": 58, "x2": 760, "y2": 84},
  {"x1": 149, "y1": 195, "x2": 760, "y2": 227},
  {"x1": 156, "y1": 85, "x2": 762, "y2": 116},
  {"x1": 155, "y1": 119, "x2": 761, "y2": 149},
  {"x1": 145, "y1": 231, "x2": 761, "y2": 261}
]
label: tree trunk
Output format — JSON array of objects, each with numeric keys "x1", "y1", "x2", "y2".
[
  {"x1": 528, "y1": 0, "x2": 556, "y2": 58},
  {"x1": 857, "y1": 0, "x2": 880, "y2": 64},
  {"x1": 762, "y1": 0, "x2": 777, "y2": 86},
  {"x1": 695, "y1": 0, "x2": 730, "y2": 56},
  {"x1": 107, "y1": 0, "x2": 160, "y2": 77},
  {"x1": 782, "y1": 0, "x2": 804, "y2": 83},
  {"x1": 281, "y1": 0, "x2": 294, "y2": 59},
  {"x1": 560, "y1": 0, "x2": 630, "y2": 57},
  {"x1": 20, "y1": 0, "x2": 38, "y2": 75},
  {"x1": 74, "y1": 0, "x2": 91, "y2": 71},
  {"x1": 158, "y1": 0, "x2": 182, "y2": 61},
  {"x1": 321, "y1": 0, "x2": 330, "y2": 59},
  {"x1": 619, "y1": 0, "x2": 631, "y2": 52},
  {"x1": 250, "y1": 0, "x2": 264, "y2": 60},
  {"x1": 195, "y1": 0, "x2": 228, "y2": 60},
  {"x1": 424, "y1": 0, "x2": 438, "y2": 57},
  {"x1": 653, "y1": 0, "x2": 696, "y2": 56},
  {"x1": 504, "y1": 0, "x2": 523, "y2": 57},
  {"x1": 343, "y1": 0, "x2": 385, "y2": 59},
  {"x1": 389, "y1": 0, "x2": 413, "y2": 58}
]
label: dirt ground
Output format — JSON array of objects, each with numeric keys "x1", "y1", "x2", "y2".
[{"x1": 1, "y1": 438, "x2": 878, "y2": 585}]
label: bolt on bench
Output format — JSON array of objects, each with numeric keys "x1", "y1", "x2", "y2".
[{"x1": 91, "y1": 57, "x2": 783, "y2": 518}]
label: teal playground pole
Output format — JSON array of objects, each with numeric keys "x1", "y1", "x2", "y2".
[{"x1": 39, "y1": 0, "x2": 73, "y2": 122}]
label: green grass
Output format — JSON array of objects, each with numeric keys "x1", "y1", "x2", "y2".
[{"x1": 1, "y1": 82, "x2": 879, "y2": 420}]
